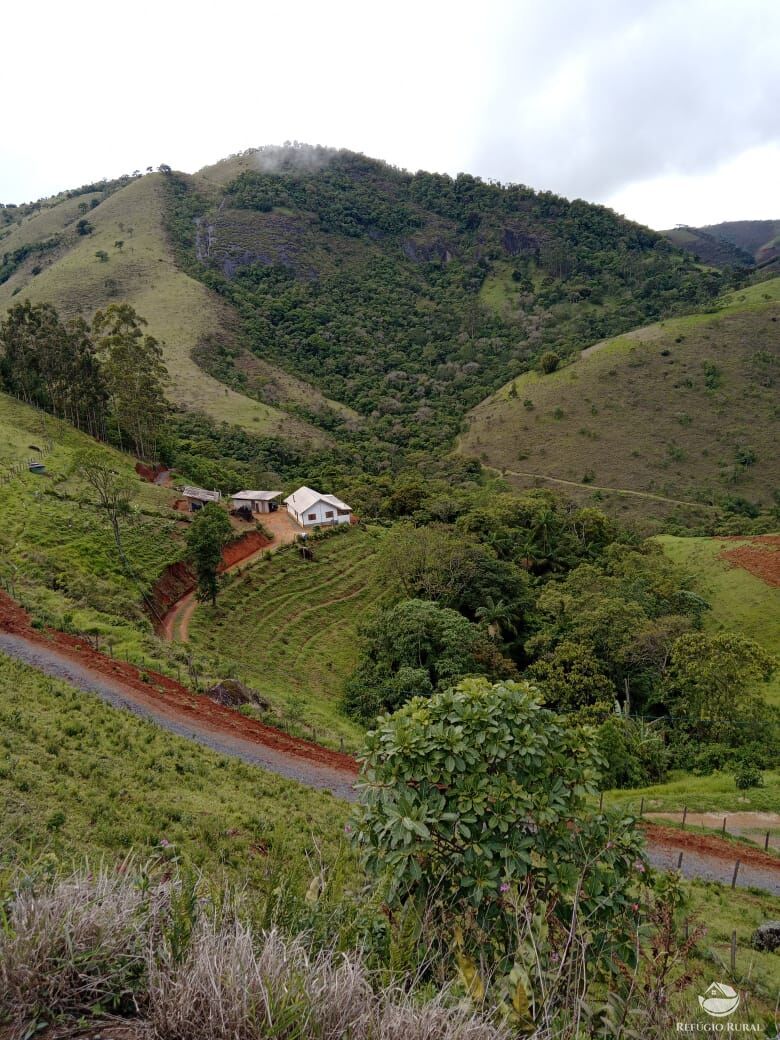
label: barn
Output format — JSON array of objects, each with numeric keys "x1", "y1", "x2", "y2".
[
  {"x1": 284, "y1": 486, "x2": 352, "y2": 526},
  {"x1": 181, "y1": 486, "x2": 221, "y2": 511},
  {"x1": 229, "y1": 490, "x2": 282, "y2": 515}
]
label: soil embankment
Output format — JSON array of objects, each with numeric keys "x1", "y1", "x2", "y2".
[{"x1": 0, "y1": 591, "x2": 357, "y2": 799}]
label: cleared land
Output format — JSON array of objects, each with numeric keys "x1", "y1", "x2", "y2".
[
  {"x1": 0, "y1": 652, "x2": 347, "y2": 881},
  {"x1": 186, "y1": 528, "x2": 387, "y2": 750},
  {"x1": 460, "y1": 278, "x2": 780, "y2": 524},
  {"x1": 0, "y1": 175, "x2": 326, "y2": 443},
  {"x1": 656, "y1": 534, "x2": 780, "y2": 704}
]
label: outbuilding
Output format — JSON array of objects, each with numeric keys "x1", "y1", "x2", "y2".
[
  {"x1": 229, "y1": 490, "x2": 282, "y2": 515},
  {"x1": 284, "y1": 486, "x2": 352, "y2": 526},
  {"x1": 181, "y1": 486, "x2": 221, "y2": 511}
]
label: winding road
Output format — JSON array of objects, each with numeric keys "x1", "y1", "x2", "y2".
[{"x1": 1, "y1": 595, "x2": 779, "y2": 892}]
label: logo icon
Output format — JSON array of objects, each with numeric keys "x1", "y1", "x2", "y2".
[{"x1": 698, "y1": 982, "x2": 740, "y2": 1018}]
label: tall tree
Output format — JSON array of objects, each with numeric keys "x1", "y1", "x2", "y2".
[
  {"x1": 92, "y1": 304, "x2": 169, "y2": 459},
  {"x1": 0, "y1": 302, "x2": 107, "y2": 436},
  {"x1": 186, "y1": 504, "x2": 233, "y2": 607},
  {"x1": 75, "y1": 449, "x2": 134, "y2": 568}
]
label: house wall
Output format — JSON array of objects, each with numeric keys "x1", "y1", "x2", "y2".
[{"x1": 287, "y1": 500, "x2": 350, "y2": 526}]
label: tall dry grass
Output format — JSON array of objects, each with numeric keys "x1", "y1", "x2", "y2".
[{"x1": 0, "y1": 867, "x2": 507, "y2": 1040}]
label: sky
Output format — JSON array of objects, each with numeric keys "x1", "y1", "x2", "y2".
[{"x1": 2, "y1": 0, "x2": 778, "y2": 229}]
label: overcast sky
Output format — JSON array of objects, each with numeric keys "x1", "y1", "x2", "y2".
[{"x1": 2, "y1": 0, "x2": 778, "y2": 229}]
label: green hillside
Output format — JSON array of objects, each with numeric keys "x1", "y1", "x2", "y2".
[
  {"x1": 459, "y1": 277, "x2": 780, "y2": 524},
  {"x1": 0, "y1": 653, "x2": 346, "y2": 878},
  {"x1": 186, "y1": 526, "x2": 386, "y2": 749},
  {"x1": 0, "y1": 175, "x2": 329, "y2": 445},
  {"x1": 664, "y1": 219, "x2": 780, "y2": 271},
  {"x1": 656, "y1": 534, "x2": 779, "y2": 705},
  {"x1": 163, "y1": 145, "x2": 730, "y2": 454},
  {"x1": 0, "y1": 390, "x2": 184, "y2": 662}
]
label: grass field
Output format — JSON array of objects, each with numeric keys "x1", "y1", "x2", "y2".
[
  {"x1": 0, "y1": 391, "x2": 189, "y2": 669},
  {"x1": 460, "y1": 277, "x2": 780, "y2": 523},
  {"x1": 0, "y1": 175, "x2": 326, "y2": 444},
  {"x1": 604, "y1": 769, "x2": 780, "y2": 816},
  {"x1": 656, "y1": 534, "x2": 779, "y2": 704},
  {"x1": 186, "y1": 527, "x2": 387, "y2": 749},
  {"x1": 0, "y1": 654, "x2": 347, "y2": 884}
]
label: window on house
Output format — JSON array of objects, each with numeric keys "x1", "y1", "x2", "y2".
[
  {"x1": 308, "y1": 513, "x2": 317, "y2": 521},
  {"x1": 325, "y1": 510, "x2": 334, "y2": 518}
]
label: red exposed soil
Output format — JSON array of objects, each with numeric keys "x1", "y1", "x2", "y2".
[
  {"x1": 152, "y1": 529, "x2": 273, "y2": 637},
  {"x1": 219, "y1": 529, "x2": 272, "y2": 569},
  {"x1": 134, "y1": 461, "x2": 167, "y2": 483},
  {"x1": 718, "y1": 534, "x2": 780, "y2": 587},
  {"x1": 641, "y1": 822, "x2": 780, "y2": 871},
  {"x1": 0, "y1": 590, "x2": 358, "y2": 777}
]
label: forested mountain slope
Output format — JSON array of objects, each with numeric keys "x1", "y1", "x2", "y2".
[
  {"x1": 165, "y1": 144, "x2": 728, "y2": 454},
  {"x1": 0, "y1": 175, "x2": 328, "y2": 446},
  {"x1": 459, "y1": 277, "x2": 780, "y2": 524},
  {"x1": 664, "y1": 219, "x2": 780, "y2": 271}
]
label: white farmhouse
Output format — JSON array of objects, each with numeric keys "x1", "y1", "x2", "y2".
[
  {"x1": 284, "y1": 486, "x2": 352, "y2": 527},
  {"x1": 229, "y1": 490, "x2": 282, "y2": 514}
]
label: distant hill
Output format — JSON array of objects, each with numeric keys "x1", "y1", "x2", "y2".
[
  {"x1": 664, "y1": 220, "x2": 780, "y2": 270},
  {"x1": 0, "y1": 146, "x2": 739, "y2": 459},
  {"x1": 459, "y1": 277, "x2": 780, "y2": 525},
  {"x1": 0, "y1": 175, "x2": 332, "y2": 446}
]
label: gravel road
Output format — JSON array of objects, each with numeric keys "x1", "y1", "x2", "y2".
[{"x1": 0, "y1": 632, "x2": 357, "y2": 801}]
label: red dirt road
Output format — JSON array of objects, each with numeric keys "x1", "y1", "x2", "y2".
[
  {"x1": 2, "y1": 592, "x2": 780, "y2": 888},
  {"x1": 0, "y1": 591, "x2": 357, "y2": 799}
]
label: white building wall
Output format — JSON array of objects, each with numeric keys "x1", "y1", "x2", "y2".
[{"x1": 288, "y1": 499, "x2": 350, "y2": 526}]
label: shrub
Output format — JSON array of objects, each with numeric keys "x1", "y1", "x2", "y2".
[
  {"x1": 733, "y1": 762, "x2": 763, "y2": 789},
  {"x1": 537, "y1": 351, "x2": 561, "y2": 374},
  {"x1": 354, "y1": 678, "x2": 648, "y2": 979}
]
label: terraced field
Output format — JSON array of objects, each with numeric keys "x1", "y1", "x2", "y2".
[{"x1": 186, "y1": 528, "x2": 387, "y2": 749}]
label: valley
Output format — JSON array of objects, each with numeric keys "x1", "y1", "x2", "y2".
[{"x1": 1, "y1": 151, "x2": 779, "y2": 1036}]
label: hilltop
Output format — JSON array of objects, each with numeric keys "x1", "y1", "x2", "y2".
[
  {"x1": 3, "y1": 145, "x2": 735, "y2": 464},
  {"x1": 664, "y1": 219, "x2": 780, "y2": 271},
  {"x1": 458, "y1": 277, "x2": 780, "y2": 525}
]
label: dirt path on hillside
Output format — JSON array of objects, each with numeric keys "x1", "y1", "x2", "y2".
[
  {"x1": 501, "y1": 468, "x2": 716, "y2": 510},
  {"x1": 0, "y1": 592, "x2": 357, "y2": 799},
  {"x1": 160, "y1": 512, "x2": 302, "y2": 642},
  {"x1": 3, "y1": 596, "x2": 780, "y2": 889}
]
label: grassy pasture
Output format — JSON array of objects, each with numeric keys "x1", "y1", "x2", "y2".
[
  {"x1": 0, "y1": 175, "x2": 325, "y2": 444},
  {"x1": 0, "y1": 391, "x2": 186, "y2": 666},
  {"x1": 460, "y1": 278, "x2": 780, "y2": 521},
  {"x1": 656, "y1": 534, "x2": 779, "y2": 705},
  {"x1": 186, "y1": 528, "x2": 387, "y2": 749},
  {"x1": 0, "y1": 654, "x2": 347, "y2": 883}
]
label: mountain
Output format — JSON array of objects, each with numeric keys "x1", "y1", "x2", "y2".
[
  {"x1": 458, "y1": 277, "x2": 780, "y2": 525},
  {"x1": 0, "y1": 174, "x2": 335, "y2": 447},
  {"x1": 664, "y1": 219, "x2": 780, "y2": 271},
  {"x1": 3, "y1": 146, "x2": 731, "y2": 462}
]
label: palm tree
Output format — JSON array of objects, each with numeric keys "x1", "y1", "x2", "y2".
[{"x1": 475, "y1": 597, "x2": 517, "y2": 641}]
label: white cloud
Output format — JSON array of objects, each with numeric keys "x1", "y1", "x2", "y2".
[{"x1": 1, "y1": 0, "x2": 778, "y2": 228}]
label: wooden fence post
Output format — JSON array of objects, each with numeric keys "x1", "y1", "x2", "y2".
[
  {"x1": 681, "y1": 805, "x2": 687, "y2": 829},
  {"x1": 676, "y1": 851, "x2": 684, "y2": 870},
  {"x1": 765, "y1": 832, "x2": 771, "y2": 852},
  {"x1": 731, "y1": 860, "x2": 741, "y2": 889},
  {"x1": 639, "y1": 797, "x2": 644, "y2": 818}
]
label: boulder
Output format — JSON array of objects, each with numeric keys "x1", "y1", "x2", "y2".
[
  {"x1": 751, "y1": 921, "x2": 780, "y2": 953},
  {"x1": 206, "y1": 679, "x2": 269, "y2": 712}
]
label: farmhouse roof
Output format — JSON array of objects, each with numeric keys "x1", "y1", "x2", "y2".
[
  {"x1": 230, "y1": 490, "x2": 282, "y2": 501},
  {"x1": 284, "y1": 486, "x2": 351, "y2": 513},
  {"x1": 182, "y1": 486, "x2": 221, "y2": 503}
]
